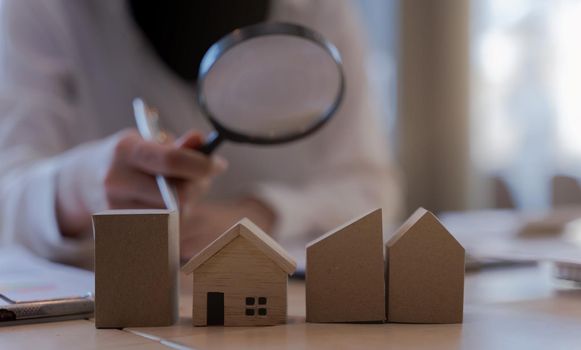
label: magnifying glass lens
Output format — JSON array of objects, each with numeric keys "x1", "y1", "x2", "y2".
[{"x1": 201, "y1": 35, "x2": 342, "y2": 139}]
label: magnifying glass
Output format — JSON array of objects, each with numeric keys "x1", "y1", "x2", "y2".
[
  {"x1": 196, "y1": 22, "x2": 345, "y2": 154},
  {"x1": 133, "y1": 22, "x2": 344, "y2": 210}
]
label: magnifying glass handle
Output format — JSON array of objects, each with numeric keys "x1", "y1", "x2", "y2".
[{"x1": 198, "y1": 131, "x2": 224, "y2": 155}]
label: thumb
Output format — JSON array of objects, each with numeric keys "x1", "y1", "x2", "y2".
[
  {"x1": 175, "y1": 130, "x2": 229, "y2": 171},
  {"x1": 175, "y1": 130, "x2": 205, "y2": 149}
]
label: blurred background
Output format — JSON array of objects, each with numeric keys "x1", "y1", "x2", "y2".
[{"x1": 355, "y1": 0, "x2": 581, "y2": 217}]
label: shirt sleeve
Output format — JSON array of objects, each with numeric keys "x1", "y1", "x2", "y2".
[
  {"x1": 0, "y1": 158, "x2": 95, "y2": 265},
  {"x1": 255, "y1": 0, "x2": 403, "y2": 244},
  {"x1": 0, "y1": 0, "x2": 95, "y2": 264}
]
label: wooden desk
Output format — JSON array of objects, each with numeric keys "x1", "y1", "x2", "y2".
[
  {"x1": 3, "y1": 264, "x2": 581, "y2": 349},
  {"x1": 128, "y1": 265, "x2": 581, "y2": 350},
  {"x1": 0, "y1": 319, "x2": 169, "y2": 350}
]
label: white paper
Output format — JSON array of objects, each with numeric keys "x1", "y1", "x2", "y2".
[{"x1": 0, "y1": 246, "x2": 94, "y2": 305}]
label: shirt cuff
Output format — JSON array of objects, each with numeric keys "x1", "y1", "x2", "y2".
[{"x1": 19, "y1": 159, "x2": 94, "y2": 265}]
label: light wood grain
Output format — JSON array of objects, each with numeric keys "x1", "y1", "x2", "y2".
[
  {"x1": 193, "y1": 236, "x2": 287, "y2": 326},
  {"x1": 182, "y1": 219, "x2": 296, "y2": 327},
  {"x1": 0, "y1": 320, "x2": 169, "y2": 350},
  {"x1": 182, "y1": 219, "x2": 296, "y2": 275},
  {"x1": 125, "y1": 264, "x2": 581, "y2": 350}
]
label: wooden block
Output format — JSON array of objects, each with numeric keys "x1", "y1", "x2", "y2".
[
  {"x1": 385, "y1": 207, "x2": 465, "y2": 323},
  {"x1": 93, "y1": 209, "x2": 179, "y2": 328},
  {"x1": 181, "y1": 218, "x2": 296, "y2": 326},
  {"x1": 306, "y1": 209, "x2": 385, "y2": 323}
]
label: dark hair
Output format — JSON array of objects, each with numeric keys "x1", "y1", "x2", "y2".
[{"x1": 129, "y1": 0, "x2": 270, "y2": 83}]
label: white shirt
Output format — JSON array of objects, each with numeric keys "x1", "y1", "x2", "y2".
[{"x1": 0, "y1": 0, "x2": 401, "y2": 265}]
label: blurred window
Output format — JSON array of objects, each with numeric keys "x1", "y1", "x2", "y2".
[
  {"x1": 353, "y1": 0, "x2": 400, "y2": 142},
  {"x1": 471, "y1": 0, "x2": 581, "y2": 209}
]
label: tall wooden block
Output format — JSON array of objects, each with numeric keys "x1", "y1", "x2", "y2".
[
  {"x1": 385, "y1": 207, "x2": 465, "y2": 323},
  {"x1": 306, "y1": 209, "x2": 385, "y2": 323},
  {"x1": 93, "y1": 209, "x2": 179, "y2": 328}
]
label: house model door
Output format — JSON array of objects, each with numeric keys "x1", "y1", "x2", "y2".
[{"x1": 207, "y1": 292, "x2": 225, "y2": 325}]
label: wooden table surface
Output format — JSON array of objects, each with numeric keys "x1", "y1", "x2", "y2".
[{"x1": 3, "y1": 264, "x2": 581, "y2": 350}]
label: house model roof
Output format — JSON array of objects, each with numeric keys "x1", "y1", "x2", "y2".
[
  {"x1": 386, "y1": 207, "x2": 463, "y2": 250},
  {"x1": 307, "y1": 208, "x2": 382, "y2": 249},
  {"x1": 181, "y1": 218, "x2": 297, "y2": 275}
]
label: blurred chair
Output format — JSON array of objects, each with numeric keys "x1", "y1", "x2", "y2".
[
  {"x1": 492, "y1": 175, "x2": 581, "y2": 236},
  {"x1": 492, "y1": 175, "x2": 581, "y2": 209},
  {"x1": 552, "y1": 175, "x2": 581, "y2": 207},
  {"x1": 492, "y1": 176, "x2": 515, "y2": 209}
]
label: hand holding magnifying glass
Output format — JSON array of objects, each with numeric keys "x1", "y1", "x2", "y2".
[{"x1": 134, "y1": 22, "x2": 345, "y2": 209}]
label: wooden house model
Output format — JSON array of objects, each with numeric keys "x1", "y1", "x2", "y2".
[
  {"x1": 182, "y1": 218, "x2": 297, "y2": 326},
  {"x1": 306, "y1": 208, "x2": 385, "y2": 323},
  {"x1": 385, "y1": 207, "x2": 465, "y2": 324}
]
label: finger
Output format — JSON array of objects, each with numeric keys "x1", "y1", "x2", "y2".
[
  {"x1": 128, "y1": 139, "x2": 227, "y2": 179},
  {"x1": 158, "y1": 130, "x2": 176, "y2": 145},
  {"x1": 175, "y1": 131, "x2": 229, "y2": 175},
  {"x1": 107, "y1": 197, "x2": 165, "y2": 210},
  {"x1": 107, "y1": 194, "x2": 165, "y2": 210},
  {"x1": 105, "y1": 171, "x2": 166, "y2": 208},
  {"x1": 175, "y1": 178, "x2": 212, "y2": 205}
]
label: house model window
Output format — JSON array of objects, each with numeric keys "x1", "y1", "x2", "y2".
[{"x1": 245, "y1": 296, "x2": 268, "y2": 316}]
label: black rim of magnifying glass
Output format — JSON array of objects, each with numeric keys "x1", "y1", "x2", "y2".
[{"x1": 196, "y1": 22, "x2": 345, "y2": 154}]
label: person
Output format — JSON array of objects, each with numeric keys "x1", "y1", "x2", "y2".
[{"x1": 0, "y1": 0, "x2": 401, "y2": 266}]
